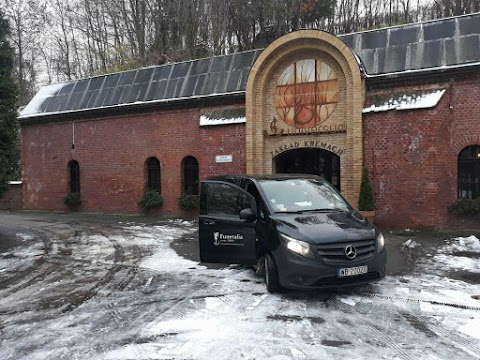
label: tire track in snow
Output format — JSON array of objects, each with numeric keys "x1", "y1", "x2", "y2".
[
  {"x1": 0, "y1": 223, "x2": 56, "y2": 298},
  {"x1": 420, "y1": 317, "x2": 480, "y2": 359},
  {"x1": 361, "y1": 292, "x2": 480, "y2": 311},
  {"x1": 356, "y1": 291, "x2": 480, "y2": 358},
  {"x1": 334, "y1": 299, "x2": 418, "y2": 360}
]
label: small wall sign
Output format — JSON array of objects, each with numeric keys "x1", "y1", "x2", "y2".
[{"x1": 216, "y1": 155, "x2": 233, "y2": 163}]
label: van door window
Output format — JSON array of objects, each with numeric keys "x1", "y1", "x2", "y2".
[
  {"x1": 245, "y1": 182, "x2": 266, "y2": 220},
  {"x1": 206, "y1": 183, "x2": 254, "y2": 216}
]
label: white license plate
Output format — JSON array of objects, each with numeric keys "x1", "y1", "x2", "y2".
[{"x1": 337, "y1": 265, "x2": 368, "y2": 277}]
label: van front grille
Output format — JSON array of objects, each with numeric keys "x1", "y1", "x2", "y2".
[{"x1": 315, "y1": 239, "x2": 376, "y2": 264}]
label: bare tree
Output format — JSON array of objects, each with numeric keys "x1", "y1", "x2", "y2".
[
  {"x1": 1, "y1": 0, "x2": 47, "y2": 105},
  {"x1": 3, "y1": 0, "x2": 476, "y2": 106}
]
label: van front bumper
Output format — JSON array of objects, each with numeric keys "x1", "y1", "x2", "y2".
[{"x1": 273, "y1": 246, "x2": 387, "y2": 290}]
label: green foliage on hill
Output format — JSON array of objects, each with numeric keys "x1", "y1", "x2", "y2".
[{"x1": 0, "y1": 11, "x2": 20, "y2": 198}]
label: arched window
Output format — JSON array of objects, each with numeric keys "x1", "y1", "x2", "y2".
[
  {"x1": 146, "y1": 157, "x2": 161, "y2": 192},
  {"x1": 68, "y1": 160, "x2": 80, "y2": 193},
  {"x1": 458, "y1": 145, "x2": 480, "y2": 199},
  {"x1": 182, "y1": 156, "x2": 199, "y2": 195}
]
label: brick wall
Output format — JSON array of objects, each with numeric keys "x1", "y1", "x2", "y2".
[
  {"x1": 20, "y1": 71, "x2": 480, "y2": 228},
  {"x1": 21, "y1": 104, "x2": 246, "y2": 216},
  {"x1": 363, "y1": 72, "x2": 480, "y2": 229},
  {"x1": 0, "y1": 183, "x2": 23, "y2": 210}
]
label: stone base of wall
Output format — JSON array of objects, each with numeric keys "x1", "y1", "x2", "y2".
[{"x1": 448, "y1": 215, "x2": 480, "y2": 230}]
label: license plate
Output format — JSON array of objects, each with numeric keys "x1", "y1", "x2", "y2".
[{"x1": 337, "y1": 265, "x2": 368, "y2": 277}]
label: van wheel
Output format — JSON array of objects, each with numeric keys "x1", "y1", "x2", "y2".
[{"x1": 265, "y1": 253, "x2": 281, "y2": 293}]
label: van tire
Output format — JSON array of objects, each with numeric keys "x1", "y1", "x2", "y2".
[{"x1": 265, "y1": 253, "x2": 281, "y2": 293}]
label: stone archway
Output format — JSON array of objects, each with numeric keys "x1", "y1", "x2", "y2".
[{"x1": 246, "y1": 30, "x2": 365, "y2": 207}]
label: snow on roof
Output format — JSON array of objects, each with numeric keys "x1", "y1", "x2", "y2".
[
  {"x1": 20, "y1": 83, "x2": 65, "y2": 116},
  {"x1": 362, "y1": 89, "x2": 446, "y2": 113},
  {"x1": 7, "y1": 181, "x2": 22, "y2": 185},
  {"x1": 199, "y1": 107, "x2": 246, "y2": 126}
]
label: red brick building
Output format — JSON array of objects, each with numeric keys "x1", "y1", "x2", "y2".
[{"x1": 17, "y1": 13, "x2": 480, "y2": 228}]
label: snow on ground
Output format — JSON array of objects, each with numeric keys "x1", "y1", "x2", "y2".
[
  {"x1": 99, "y1": 226, "x2": 480, "y2": 360},
  {"x1": 441, "y1": 235, "x2": 480, "y2": 253},
  {"x1": 1, "y1": 219, "x2": 480, "y2": 360},
  {"x1": 431, "y1": 235, "x2": 480, "y2": 279}
]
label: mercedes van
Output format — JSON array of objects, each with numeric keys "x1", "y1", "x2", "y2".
[{"x1": 199, "y1": 174, "x2": 386, "y2": 292}]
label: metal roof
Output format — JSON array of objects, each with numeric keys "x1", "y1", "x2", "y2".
[
  {"x1": 339, "y1": 13, "x2": 480, "y2": 76},
  {"x1": 20, "y1": 13, "x2": 480, "y2": 120},
  {"x1": 20, "y1": 50, "x2": 262, "y2": 119}
]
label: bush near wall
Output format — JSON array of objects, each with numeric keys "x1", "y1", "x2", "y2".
[
  {"x1": 139, "y1": 190, "x2": 163, "y2": 210},
  {"x1": 64, "y1": 192, "x2": 81, "y2": 210},
  {"x1": 447, "y1": 198, "x2": 480, "y2": 216},
  {"x1": 358, "y1": 168, "x2": 375, "y2": 211},
  {"x1": 178, "y1": 194, "x2": 199, "y2": 210}
]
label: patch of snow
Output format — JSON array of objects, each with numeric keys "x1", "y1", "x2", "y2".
[
  {"x1": 442, "y1": 235, "x2": 480, "y2": 253},
  {"x1": 144, "y1": 277, "x2": 153, "y2": 287},
  {"x1": 434, "y1": 254, "x2": 480, "y2": 272},
  {"x1": 458, "y1": 319, "x2": 480, "y2": 339},
  {"x1": 125, "y1": 223, "x2": 204, "y2": 272},
  {"x1": 12, "y1": 243, "x2": 44, "y2": 258},
  {"x1": 362, "y1": 89, "x2": 446, "y2": 113},
  {"x1": 339, "y1": 297, "x2": 357, "y2": 307},
  {"x1": 141, "y1": 248, "x2": 200, "y2": 272},
  {"x1": 402, "y1": 239, "x2": 420, "y2": 249},
  {"x1": 20, "y1": 83, "x2": 65, "y2": 116},
  {"x1": 199, "y1": 115, "x2": 246, "y2": 126},
  {"x1": 16, "y1": 233, "x2": 35, "y2": 241}
]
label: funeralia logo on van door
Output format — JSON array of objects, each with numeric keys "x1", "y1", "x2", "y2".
[{"x1": 213, "y1": 232, "x2": 244, "y2": 246}]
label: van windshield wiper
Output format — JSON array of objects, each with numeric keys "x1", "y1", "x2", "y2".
[
  {"x1": 275, "y1": 208, "x2": 347, "y2": 214},
  {"x1": 299, "y1": 208, "x2": 347, "y2": 213}
]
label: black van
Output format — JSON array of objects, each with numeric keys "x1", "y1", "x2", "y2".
[{"x1": 199, "y1": 174, "x2": 387, "y2": 293}]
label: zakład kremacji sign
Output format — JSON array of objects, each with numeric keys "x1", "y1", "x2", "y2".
[
  {"x1": 265, "y1": 59, "x2": 346, "y2": 137},
  {"x1": 270, "y1": 141, "x2": 347, "y2": 158}
]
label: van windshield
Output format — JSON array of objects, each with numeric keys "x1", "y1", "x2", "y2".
[{"x1": 258, "y1": 178, "x2": 350, "y2": 213}]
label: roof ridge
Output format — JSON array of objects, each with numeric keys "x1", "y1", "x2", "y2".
[{"x1": 338, "y1": 12, "x2": 480, "y2": 37}]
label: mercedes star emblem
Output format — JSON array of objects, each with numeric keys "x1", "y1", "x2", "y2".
[{"x1": 345, "y1": 245, "x2": 357, "y2": 259}]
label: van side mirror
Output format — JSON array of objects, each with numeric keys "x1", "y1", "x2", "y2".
[{"x1": 239, "y1": 208, "x2": 257, "y2": 222}]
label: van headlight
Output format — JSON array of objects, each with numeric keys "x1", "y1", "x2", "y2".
[
  {"x1": 279, "y1": 233, "x2": 315, "y2": 259},
  {"x1": 377, "y1": 232, "x2": 385, "y2": 252}
]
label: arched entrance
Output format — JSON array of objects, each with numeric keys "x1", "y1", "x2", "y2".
[
  {"x1": 245, "y1": 30, "x2": 365, "y2": 206},
  {"x1": 274, "y1": 148, "x2": 341, "y2": 191}
]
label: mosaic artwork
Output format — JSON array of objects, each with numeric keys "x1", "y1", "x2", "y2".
[{"x1": 275, "y1": 60, "x2": 339, "y2": 129}]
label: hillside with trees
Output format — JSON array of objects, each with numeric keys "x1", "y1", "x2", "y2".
[{"x1": 1, "y1": 0, "x2": 478, "y2": 107}]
